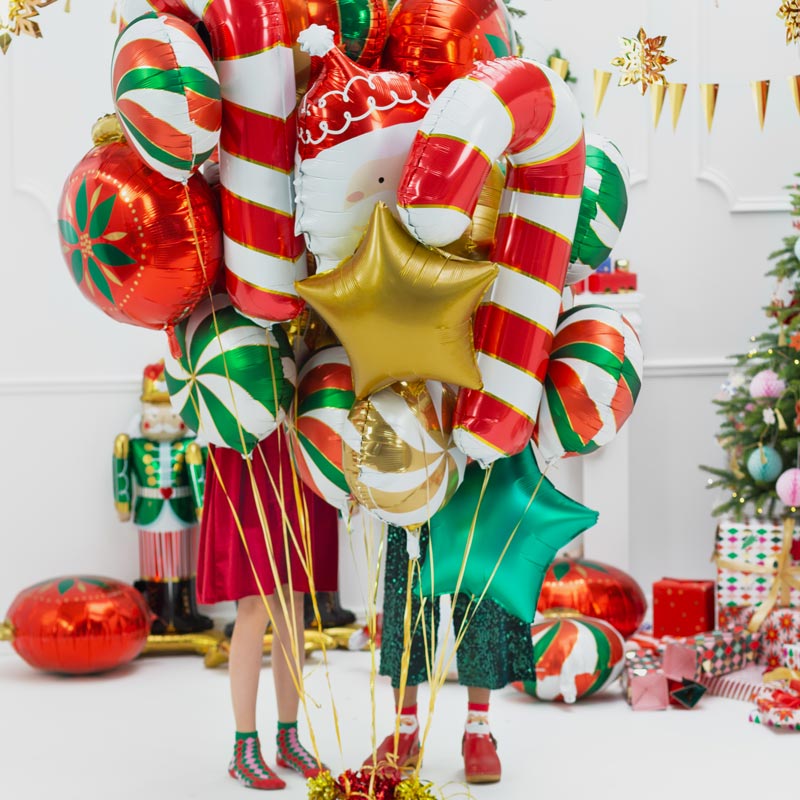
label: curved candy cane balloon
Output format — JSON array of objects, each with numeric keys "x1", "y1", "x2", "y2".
[
  {"x1": 121, "y1": 0, "x2": 306, "y2": 325},
  {"x1": 398, "y1": 57, "x2": 585, "y2": 465}
]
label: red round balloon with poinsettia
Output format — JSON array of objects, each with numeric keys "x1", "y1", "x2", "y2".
[
  {"x1": 537, "y1": 558, "x2": 647, "y2": 639},
  {"x1": 2, "y1": 576, "x2": 150, "y2": 674},
  {"x1": 57, "y1": 127, "x2": 221, "y2": 344}
]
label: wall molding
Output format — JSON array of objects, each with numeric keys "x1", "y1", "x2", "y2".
[{"x1": 0, "y1": 359, "x2": 734, "y2": 397}]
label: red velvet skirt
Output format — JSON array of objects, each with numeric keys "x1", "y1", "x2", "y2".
[{"x1": 197, "y1": 431, "x2": 339, "y2": 604}]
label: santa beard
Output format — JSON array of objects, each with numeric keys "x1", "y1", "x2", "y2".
[{"x1": 294, "y1": 122, "x2": 420, "y2": 273}]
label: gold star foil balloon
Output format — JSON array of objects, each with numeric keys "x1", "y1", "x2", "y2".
[
  {"x1": 611, "y1": 27, "x2": 676, "y2": 95},
  {"x1": 778, "y1": 2, "x2": 800, "y2": 44},
  {"x1": 295, "y1": 203, "x2": 498, "y2": 399},
  {"x1": 0, "y1": 0, "x2": 58, "y2": 55}
]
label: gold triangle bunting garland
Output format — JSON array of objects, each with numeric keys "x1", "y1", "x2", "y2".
[
  {"x1": 700, "y1": 83, "x2": 720, "y2": 132},
  {"x1": 669, "y1": 83, "x2": 687, "y2": 130},
  {"x1": 751, "y1": 79, "x2": 770, "y2": 129}
]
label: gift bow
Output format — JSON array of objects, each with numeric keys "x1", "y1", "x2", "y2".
[
  {"x1": 715, "y1": 517, "x2": 800, "y2": 632},
  {"x1": 763, "y1": 667, "x2": 800, "y2": 694}
]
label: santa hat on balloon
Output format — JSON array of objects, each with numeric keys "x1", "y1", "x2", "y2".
[{"x1": 296, "y1": 24, "x2": 433, "y2": 162}]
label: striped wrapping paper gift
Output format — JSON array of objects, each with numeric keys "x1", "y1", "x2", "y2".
[{"x1": 698, "y1": 664, "x2": 767, "y2": 702}]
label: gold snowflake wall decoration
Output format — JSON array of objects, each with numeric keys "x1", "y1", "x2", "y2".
[
  {"x1": 0, "y1": 0, "x2": 60, "y2": 55},
  {"x1": 778, "y1": 2, "x2": 800, "y2": 44},
  {"x1": 611, "y1": 27, "x2": 676, "y2": 95}
]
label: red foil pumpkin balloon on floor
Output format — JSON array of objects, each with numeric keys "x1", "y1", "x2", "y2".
[
  {"x1": 1, "y1": 576, "x2": 151, "y2": 674},
  {"x1": 536, "y1": 559, "x2": 647, "y2": 639}
]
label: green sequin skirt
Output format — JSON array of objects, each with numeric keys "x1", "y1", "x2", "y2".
[{"x1": 379, "y1": 525, "x2": 535, "y2": 690}]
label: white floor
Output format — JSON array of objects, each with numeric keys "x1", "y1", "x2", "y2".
[{"x1": 0, "y1": 644, "x2": 797, "y2": 800}]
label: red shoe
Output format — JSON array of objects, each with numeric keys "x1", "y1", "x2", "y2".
[
  {"x1": 363, "y1": 731, "x2": 420, "y2": 772},
  {"x1": 462, "y1": 733, "x2": 501, "y2": 784}
]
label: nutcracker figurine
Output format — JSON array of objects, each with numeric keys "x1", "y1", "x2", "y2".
[{"x1": 113, "y1": 361, "x2": 213, "y2": 635}]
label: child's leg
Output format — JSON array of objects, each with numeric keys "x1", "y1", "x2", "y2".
[
  {"x1": 228, "y1": 595, "x2": 285, "y2": 790},
  {"x1": 268, "y1": 587, "x2": 326, "y2": 778},
  {"x1": 230, "y1": 595, "x2": 270, "y2": 731}
]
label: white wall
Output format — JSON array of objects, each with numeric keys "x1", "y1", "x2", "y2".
[{"x1": 0, "y1": 0, "x2": 793, "y2": 615}]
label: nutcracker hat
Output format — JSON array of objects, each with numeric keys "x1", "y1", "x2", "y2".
[
  {"x1": 141, "y1": 360, "x2": 169, "y2": 404},
  {"x1": 296, "y1": 24, "x2": 432, "y2": 161}
]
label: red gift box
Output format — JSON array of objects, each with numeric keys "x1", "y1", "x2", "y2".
[{"x1": 652, "y1": 578, "x2": 716, "y2": 638}]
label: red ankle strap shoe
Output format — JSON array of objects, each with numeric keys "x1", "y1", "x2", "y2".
[
  {"x1": 363, "y1": 731, "x2": 420, "y2": 772},
  {"x1": 462, "y1": 732, "x2": 501, "y2": 784}
]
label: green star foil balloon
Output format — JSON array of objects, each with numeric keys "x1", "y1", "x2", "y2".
[{"x1": 419, "y1": 445, "x2": 599, "y2": 622}]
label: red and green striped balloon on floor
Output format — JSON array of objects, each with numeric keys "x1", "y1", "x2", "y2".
[
  {"x1": 164, "y1": 295, "x2": 295, "y2": 455},
  {"x1": 515, "y1": 614, "x2": 625, "y2": 703},
  {"x1": 533, "y1": 304, "x2": 643, "y2": 462},
  {"x1": 112, "y1": 12, "x2": 222, "y2": 183},
  {"x1": 287, "y1": 346, "x2": 355, "y2": 512}
]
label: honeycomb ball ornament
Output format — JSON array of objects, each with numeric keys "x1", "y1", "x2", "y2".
[
  {"x1": 514, "y1": 613, "x2": 625, "y2": 703},
  {"x1": 537, "y1": 558, "x2": 647, "y2": 639},
  {"x1": 746, "y1": 446, "x2": 783, "y2": 483},
  {"x1": 776, "y1": 468, "x2": 800, "y2": 507},
  {"x1": 749, "y1": 369, "x2": 786, "y2": 399}
]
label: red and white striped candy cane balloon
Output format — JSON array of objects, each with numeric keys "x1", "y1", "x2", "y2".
[
  {"x1": 397, "y1": 57, "x2": 585, "y2": 465},
  {"x1": 121, "y1": 0, "x2": 306, "y2": 325}
]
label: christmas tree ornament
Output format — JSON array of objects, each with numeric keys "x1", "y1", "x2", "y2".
[
  {"x1": 123, "y1": 0, "x2": 306, "y2": 325},
  {"x1": 419, "y1": 444, "x2": 598, "y2": 623},
  {"x1": 700, "y1": 83, "x2": 720, "y2": 132},
  {"x1": 111, "y1": 12, "x2": 221, "y2": 183},
  {"x1": 164, "y1": 295, "x2": 296, "y2": 455},
  {"x1": 343, "y1": 380, "x2": 466, "y2": 528},
  {"x1": 294, "y1": 23, "x2": 433, "y2": 274},
  {"x1": 381, "y1": 0, "x2": 516, "y2": 97},
  {"x1": 513, "y1": 614, "x2": 625, "y2": 703},
  {"x1": 749, "y1": 368, "x2": 786, "y2": 399},
  {"x1": 302, "y1": 0, "x2": 389, "y2": 66},
  {"x1": 752, "y1": 79, "x2": 770, "y2": 130},
  {"x1": 0, "y1": 0, "x2": 57, "y2": 55},
  {"x1": 57, "y1": 119, "x2": 221, "y2": 347},
  {"x1": 746, "y1": 445, "x2": 783, "y2": 483},
  {"x1": 650, "y1": 83, "x2": 666, "y2": 127},
  {"x1": 2, "y1": 576, "x2": 150, "y2": 674},
  {"x1": 610, "y1": 27, "x2": 676, "y2": 95},
  {"x1": 777, "y1": 468, "x2": 800, "y2": 506},
  {"x1": 778, "y1": 2, "x2": 800, "y2": 44},
  {"x1": 669, "y1": 83, "x2": 687, "y2": 130},
  {"x1": 295, "y1": 203, "x2": 497, "y2": 398},
  {"x1": 114, "y1": 361, "x2": 212, "y2": 635},
  {"x1": 537, "y1": 558, "x2": 647, "y2": 638},
  {"x1": 566, "y1": 135, "x2": 630, "y2": 284},
  {"x1": 286, "y1": 345, "x2": 355, "y2": 511},
  {"x1": 397, "y1": 56, "x2": 585, "y2": 465},
  {"x1": 593, "y1": 69, "x2": 612, "y2": 116},
  {"x1": 534, "y1": 304, "x2": 643, "y2": 462}
]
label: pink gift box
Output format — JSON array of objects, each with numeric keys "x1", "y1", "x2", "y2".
[
  {"x1": 662, "y1": 643, "x2": 700, "y2": 681},
  {"x1": 629, "y1": 671, "x2": 669, "y2": 711}
]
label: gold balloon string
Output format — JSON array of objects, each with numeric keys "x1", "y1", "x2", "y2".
[{"x1": 183, "y1": 187, "x2": 318, "y2": 756}]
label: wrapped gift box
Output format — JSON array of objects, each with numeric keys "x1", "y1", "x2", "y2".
[
  {"x1": 718, "y1": 605, "x2": 800, "y2": 668},
  {"x1": 661, "y1": 626, "x2": 760, "y2": 678},
  {"x1": 784, "y1": 643, "x2": 800, "y2": 671},
  {"x1": 652, "y1": 578, "x2": 716, "y2": 637},
  {"x1": 748, "y1": 684, "x2": 800, "y2": 731},
  {"x1": 715, "y1": 517, "x2": 800, "y2": 610},
  {"x1": 621, "y1": 650, "x2": 668, "y2": 710}
]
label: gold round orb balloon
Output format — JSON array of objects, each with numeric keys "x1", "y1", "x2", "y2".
[{"x1": 342, "y1": 380, "x2": 466, "y2": 528}]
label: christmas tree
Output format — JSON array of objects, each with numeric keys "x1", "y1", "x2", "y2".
[{"x1": 702, "y1": 178, "x2": 800, "y2": 518}]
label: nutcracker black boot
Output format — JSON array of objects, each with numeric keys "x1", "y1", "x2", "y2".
[
  {"x1": 134, "y1": 579, "x2": 170, "y2": 635},
  {"x1": 308, "y1": 591, "x2": 356, "y2": 628},
  {"x1": 173, "y1": 578, "x2": 214, "y2": 633}
]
